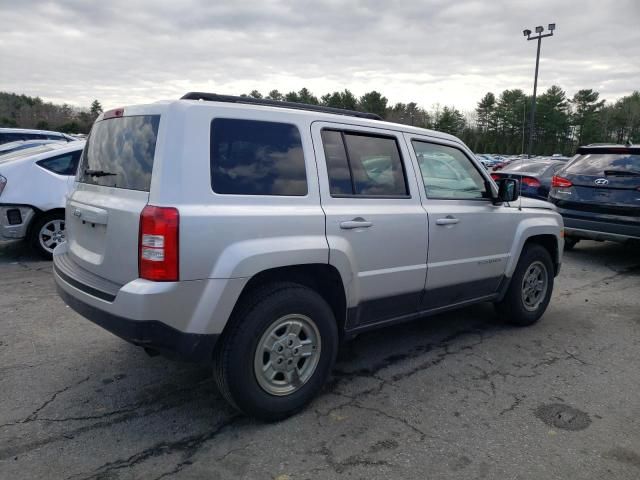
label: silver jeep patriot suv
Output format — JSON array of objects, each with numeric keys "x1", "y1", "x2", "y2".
[{"x1": 54, "y1": 93, "x2": 563, "y2": 420}]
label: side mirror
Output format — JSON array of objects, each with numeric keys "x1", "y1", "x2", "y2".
[{"x1": 496, "y1": 178, "x2": 519, "y2": 203}]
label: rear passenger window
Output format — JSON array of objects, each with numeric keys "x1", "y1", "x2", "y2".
[
  {"x1": 321, "y1": 129, "x2": 408, "y2": 197},
  {"x1": 210, "y1": 119, "x2": 307, "y2": 196},
  {"x1": 37, "y1": 151, "x2": 81, "y2": 175}
]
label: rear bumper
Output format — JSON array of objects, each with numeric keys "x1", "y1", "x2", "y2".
[
  {"x1": 564, "y1": 227, "x2": 640, "y2": 243},
  {"x1": 56, "y1": 284, "x2": 218, "y2": 363},
  {"x1": 558, "y1": 210, "x2": 640, "y2": 243},
  {"x1": 53, "y1": 248, "x2": 248, "y2": 363},
  {"x1": 0, "y1": 205, "x2": 35, "y2": 240}
]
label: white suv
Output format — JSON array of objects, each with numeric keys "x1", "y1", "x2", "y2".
[{"x1": 54, "y1": 93, "x2": 563, "y2": 420}]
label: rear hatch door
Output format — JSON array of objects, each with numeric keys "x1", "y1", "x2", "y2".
[
  {"x1": 67, "y1": 112, "x2": 161, "y2": 285},
  {"x1": 555, "y1": 150, "x2": 640, "y2": 215}
]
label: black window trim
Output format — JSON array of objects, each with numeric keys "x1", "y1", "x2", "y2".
[
  {"x1": 410, "y1": 137, "x2": 493, "y2": 202},
  {"x1": 321, "y1": 127, "x2": 412, "y2": 200},
  {"x1": 209, "y1": 117, "x2": 309, "y2": 197}
]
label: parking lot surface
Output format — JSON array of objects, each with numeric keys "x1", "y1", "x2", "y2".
[{"x1": 1, "y1": 240, "x2": 639, "y2": 479}]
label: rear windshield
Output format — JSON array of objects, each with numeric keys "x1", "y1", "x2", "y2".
[
  {"x1": 79, "y1": 115, "x2": 160, "y2": 191},
  {"x1": 565, "y1": 153, "x2": 640, "y2": 175},
  {"x1": 502, "y1": 162, "x2": 552, "y2": 175}
]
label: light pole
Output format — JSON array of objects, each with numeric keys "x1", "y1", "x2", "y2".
[{"x1": 523, "y1": 23, "x2": 555, "y2": 158}]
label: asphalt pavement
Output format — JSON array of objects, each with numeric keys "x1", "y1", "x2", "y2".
[{"x1": 0, "y1": 239, "x2": 639, "y2": 479}]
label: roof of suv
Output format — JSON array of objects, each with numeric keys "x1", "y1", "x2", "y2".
[{"x1": 165, "y1": 93, "x2": 461, "y2": 145}]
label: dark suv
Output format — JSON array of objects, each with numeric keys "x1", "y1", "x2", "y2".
[{"x1": 549, "y1": 144, "x2": 640, "y2": 249}]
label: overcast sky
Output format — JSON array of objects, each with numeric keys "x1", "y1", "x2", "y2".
[{"x1": 1, "y1": 0, "x2": 639, "y2": 112}]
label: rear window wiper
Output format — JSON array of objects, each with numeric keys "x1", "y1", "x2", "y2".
[
  {"x1": 84, "y1": 169, "x2": 117, "y2": 177},
  {"x1": 604, "y1": 169, "x2": 640, "y2": 177}
]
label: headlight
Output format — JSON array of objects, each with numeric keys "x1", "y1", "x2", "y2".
[{"x1": 0, "y1": 175, "x2": 6, "y2": 196}]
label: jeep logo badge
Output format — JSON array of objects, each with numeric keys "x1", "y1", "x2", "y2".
[{"x1": 594, "y1": 178, "x2": 609, "y2": 185}]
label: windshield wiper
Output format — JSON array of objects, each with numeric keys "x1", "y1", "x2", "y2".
[
  {"x1": 84, "y1": 169, "x2": 117, "y2": 177},
  {"x1": 604, "y1": 169, "x2": 640, "y2": 177}
]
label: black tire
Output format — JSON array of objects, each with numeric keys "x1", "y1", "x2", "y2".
[
  {"x1": 495, "y1": 244, "x2": 554, "y2": 326},
  {"x1": 213, "y1": 282, "x2": 338, "y2": 421},
  {"x1": 564, "y1": 238, "x2": 579, "y2": 251},
  {"x1": 29, "y1": 211, "x2": 65, "y2": 259}
]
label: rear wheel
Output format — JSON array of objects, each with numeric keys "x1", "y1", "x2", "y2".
[
  {"x1": 564, "y1": 237, "x2": 579, "y2": 251},
  {"x1": 495, "y1": 244, "x2": 554, "y2": 326},
  {"x1": 30, "y1": 212, "x2": 65, "y2": 259},
  {"x1": 213, "y1": 282, "x2": 338, "y2": 421}
]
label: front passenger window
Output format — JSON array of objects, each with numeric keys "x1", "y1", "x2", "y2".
[{"x1": 412, "y1": 141, "x2": 487, "y2": 200}]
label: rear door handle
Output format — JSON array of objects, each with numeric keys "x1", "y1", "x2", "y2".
[
  {"x1": 436, "y1": 216, "x2": 459, "y2": 226},
  {"x1": 340, "y1": 218, "x2": 373, "y2": 229}
]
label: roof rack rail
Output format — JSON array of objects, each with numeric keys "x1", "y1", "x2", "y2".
[{"x1": 180, "y1": 92, "x2": 383, "y2": 121}]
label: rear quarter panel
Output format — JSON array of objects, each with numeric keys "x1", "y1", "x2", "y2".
[{"x1": 151, "y1": 101, "x2": 328, "y2": 281}]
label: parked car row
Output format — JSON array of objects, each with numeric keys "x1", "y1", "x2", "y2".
[
  {"x1": 0, "y1": 135, "x2": 85, "y2": 256},
  {"x1": 0, "y1": 127, "x2": 76, "y2": 145},
  {"x1": 1, "y1": 101, "x2": 636, "y2": 420},
  {"x1": 484, "y1": 146, "x2": 640, "y2": 250},
  {"x1": 548, "y1": 144, "x2": 640, "y2": 249}
]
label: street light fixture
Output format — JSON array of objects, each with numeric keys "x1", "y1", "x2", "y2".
[{"x1": 523, "y1": 23, "x2": 555, "y2": 158}]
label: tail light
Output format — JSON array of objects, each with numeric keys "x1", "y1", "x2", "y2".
[
  {"x1": 0, "y1": 174, "x2": 6, "y2": 196},
  {"x1": 490, "y1": 173, "x2": 501, "y2": 181},
  {"x1": 521, "y1": 176, "x2": 541, "y2": 187},
  {"x1": 139, "y1": 205, "x2": 179, "y2": 281},
  {"x1": 551, "y1": 175, "x2": 573, "y2": 188}
]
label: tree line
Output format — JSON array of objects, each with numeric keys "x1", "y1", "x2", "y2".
[
  {"x1": 2, "y1": 86, "x2": 639, "y2": 154},
  {"x1": 241, "y1": 87, "x2": 640, "y2": 155},
  {"x1": 0, "y1": 92, "x2": 102, "y2": 133}
]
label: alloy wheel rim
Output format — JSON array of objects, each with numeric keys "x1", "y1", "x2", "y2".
[
  {"x1": 39, "y1": 219, "x2": 65, "y2": 253},
  {"x1": 521, "y1": 260, "x2": 548, "y2": 312},
  {"x1": 253, "y1": 313, "x2": 321, "y2": 396}
]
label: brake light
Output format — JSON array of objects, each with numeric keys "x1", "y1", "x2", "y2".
[
  {"x1": 551, "y1": 175, "x2": 573, "y2": 188},
  {"x1": 103, "y1": 108, "x2": 124, "y2": 119},
  {"x1": 521, "y1": 177, "x2": 541, "y2": 187},
  {"x1": 139, "y1": 205, "x2": 179, "y2": 281},
  {"x1": 490, "y1": 173, "x2": 501, "y2": 181}
]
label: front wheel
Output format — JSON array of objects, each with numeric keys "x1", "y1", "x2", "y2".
[
  {"x1": 495, "y1": 244, "x2": 554, "y2": 326},
  {"x1": 213, "y1": 282, "x2": 338, "y2": 421},
  {"x1": 30, "y1": 211, "x2": 66, "y2": 259}
]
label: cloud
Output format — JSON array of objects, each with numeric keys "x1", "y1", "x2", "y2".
[{"x1": 1, "y1": 0, "x2": 638, "y2": 111}]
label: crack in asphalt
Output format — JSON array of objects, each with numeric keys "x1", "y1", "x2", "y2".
[
  {"x1": 0, "y1": 376, "x2": 91, "y2": 431},
  {"x1": 66, "y1": 416, "x2": 241, "y2": 480},
  {"x1": 152, "y1": 441, "x2": 252, "y2": 480},
  {"x1": 0, "y1": 379, "x2": 218, "y2": 460},
  {"x1": 305, "y1": 441, "x2": 394, "y2": 476},
  {"x1": 499, "y1": 393, "x2": 524, "y2": 416}
]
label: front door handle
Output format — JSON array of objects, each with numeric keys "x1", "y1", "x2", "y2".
[
  {"x1": 436, "y1": 216, "x2": 459, "y2": 226},
  {"x1": 340, "y1": 218, "x2": 373, "y2": 229}
]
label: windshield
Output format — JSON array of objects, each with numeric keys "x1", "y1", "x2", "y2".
[
  {"x1": 565, "y1": 153, "x2": 640, "y2": 175},
  {"x1": 78, "y1": 115, "x2": 160, "y2": 191}
]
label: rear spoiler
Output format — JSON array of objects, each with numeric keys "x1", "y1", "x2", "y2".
[{"x1": 577, "y1": 146, "x2": 640, "y2": 155}]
